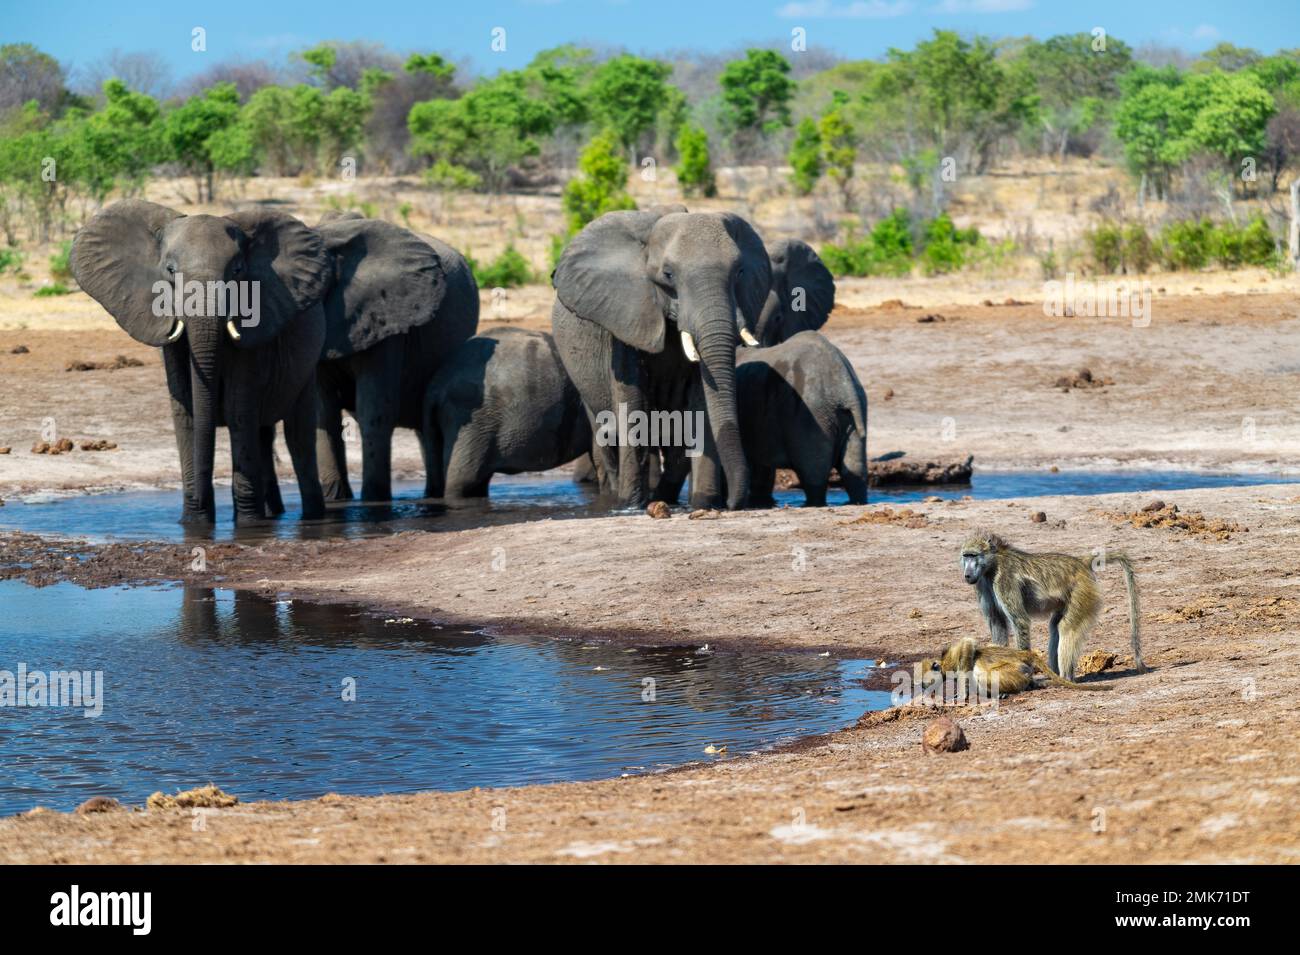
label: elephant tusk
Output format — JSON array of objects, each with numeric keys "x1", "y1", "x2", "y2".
[
  {"x1": 165, "y1": 319, "x2": 185, "y2": 343},
  {"x1": 680, "y1": 330, "x2": 700, "y2": 363},
  {"x1": 225, "y1": 318, "x2": 242, "y2": 342},
  {"x1": 740, "y1": 328, "x2": 760, "y2": 347}
]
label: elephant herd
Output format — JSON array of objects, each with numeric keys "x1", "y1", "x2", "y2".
[{"x1": 70, "y1": 201, "x2": 869, "y2": 523}]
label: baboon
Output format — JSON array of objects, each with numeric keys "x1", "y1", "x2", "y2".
[
  {"x1": 918, "y1": 637, "x2": 1111, "y2": 696},
  {"x1": 958, "y1": 531, "x2": 1145, "y2": 682}
]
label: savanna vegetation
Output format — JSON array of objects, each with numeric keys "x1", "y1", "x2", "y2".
[{"x1": 1, "y1": 32, "x2": 1297, "y2": 290}]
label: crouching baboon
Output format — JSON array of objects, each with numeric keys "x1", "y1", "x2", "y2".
[
  {"x1": 958, "y1": 531, "x2": 1146, "y2": 681},
  {"x1": 919, "y1": 637, "x2": 1111, "y2": 696}
]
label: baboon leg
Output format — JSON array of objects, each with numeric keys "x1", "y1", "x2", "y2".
[
  {"x1": 977, "y1": 581, "x2": 1011, "y2": 645},
  {"x1": 1048, "y1": 610, "x2": 1064, "y2": 675},
  {"x1": 1056, "y1": 593, "x2": 1100, "y2": 682},
  {"x1": 993, "y1": 575, "x2": 1032, "y2": 650}
]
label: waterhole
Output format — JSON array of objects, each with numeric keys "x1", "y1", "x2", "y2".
[{"x1": 0, "y1": 580, "x2": 888, "y2": 815}]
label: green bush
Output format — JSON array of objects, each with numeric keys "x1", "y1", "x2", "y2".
[
  {"x1": 1159, "y1": 219, "x2": 1213, "y2": 270},
  {"x1": 34, "y1": 283, "x2": 72, "y2": 297},
  {"x1": 1122, "y1": 224, "x2": 1155, "y2": 274},
  {"x1": 422, "y1": 159, "x2": 481, "y2": 192},
  {"x1": 1085, "y1": 224, "x2": 1124, "y2": 274},
  {"x1": 49, "y1": 240, "x2": 73, "y2": 281},
  {"x1": 0, "y1": 248, "x2": 24, "y2": 274},
  {"x1": 1211, "y1": 217, "x2": 1276, "y2": 267},
  {"x1": 920, "y1": 213, "x2": 980, "y2": 275},
  {"x1": 471, "y1": 243, "x2": 535, "y2": 288},
  {"x1": 673, "y1": 124, "x2": 716, "y2": 198},
  {"x1": 562, "y1": 131, "x2": 636, "y2": 235}
]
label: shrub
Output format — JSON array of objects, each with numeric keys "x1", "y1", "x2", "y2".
[
  {"x1": 0, "y1": 248, "x2": 24, "y2": 275},
  {"x1": 788, "y1": 117, "x2": 823, "y2": 196},
  {"x1": 1122, "y1": 224, "x2": 1155, "y2": 274},
  {"x1": 1085, "y1": 224, "x2": 1124, "y2": 274},
  {"x1": 472, "y1": 243, "x2": 535, "y2": 288},
  {"x1": 562, "y1": 131, "x2": 636, "y2": 235},
  {"x1": 35, "y1": 283, "x2": 72, "y2": 297},
  {"x1": 49, "y1": 240, "x2": 73, "y2": 281},
  {"x1": 673, "y1": 124, "x2": 716, "y2": 198},
  {"x1": 920, "y1": 213, "x2": 980, "y2": 276},
  {"x1": 1159, "y1": 219, "x2": 1213, "y2": 270},
  {"x1": 422, "y1": 159, "x2": 481, "y2": 192}
]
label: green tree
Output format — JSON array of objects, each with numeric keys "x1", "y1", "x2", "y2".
[
  {"x1": 589, "y1": 55, "x2": 673, "y2": 154},
  {"x1": 673, "y1": 124, "x2": 715, "y2": 198},
  {"x1": 1114, "y1": 66, "x2": 1185, "y2": 198},
  {"x1": 408, "y1": 70, "x2": 559, "y2": 193},
  {"x1": 788, "y1": 117, "x2": 823, "y2": 196},
  {"x1": 718, "y1": 49, "x2": 795, "y2": 150},
  {"x1": 818, "y1": 108, "x2": 857, "y2": 207},
  {"x1": 404, "y1": 53, "x2": 455, "y2": 82},
  {"x1": 77, "y1": 78, "x2": 162, "y2": 201},
  {"x1": 161, "y1": 82, "x2": 241, "y2": 201},
  {"x1": 1024, "y1": 32, "x2": 1133, "y2": 160},
  {"x1": 562, "y1": 130, "x2": 635, "y2": 234}
]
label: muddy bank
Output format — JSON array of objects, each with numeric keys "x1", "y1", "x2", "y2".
[{"x1": 2, "y1": 482, "x2": 1298, "y2": 863}]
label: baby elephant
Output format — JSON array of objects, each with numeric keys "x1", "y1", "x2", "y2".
[
  {"x1": 737, "y1": 331, "x2": 868, "y2": 507},
  {"x1": 423, "y1": 327, "x2": 591, "y2": 498}
]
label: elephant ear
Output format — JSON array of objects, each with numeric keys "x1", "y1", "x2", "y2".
[
  {"x1": 71, "y1": 199, "x2": 183, "y2": 346},
  {"x1": 782, "y1": 239, "x2": 835, "y2": 332},
  {"x1": 552, "y1": 209, "x2": 669, "y2": 354},
  {"x1": 317, "y1": 218, "x2": 448, "y2": 359},
  {"x1": 718, "y1": 213, "x2": 771, "y2": 328},
  {"x1": 224, "y1": 209, "x2": 330, "y2": 348}
]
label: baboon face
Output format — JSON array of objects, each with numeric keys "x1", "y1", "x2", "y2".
[{"x1": 959, "y1": 533, "x2": 1000, "y2": 584}]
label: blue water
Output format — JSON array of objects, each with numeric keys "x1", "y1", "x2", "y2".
[
  {"x1": 1, "y1": 469, "x2": 1294, "y2": 543},
  {"x1": 0, "y1": 580, "x2": 887, "y2": 815}
]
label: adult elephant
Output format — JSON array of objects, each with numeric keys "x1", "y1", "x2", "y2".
[
  {"x1": 71, "y1": 199, "x2": 331, "y2": 524},
  {"x1": 313, "y1": 215, "x2": 479, "y2": 502},
  {"x1": 551, "y1": 208, "x2": 770, "y2": 510},
  {"x1": 752, "y1": 238, "x2": 835, "y2": 347}
]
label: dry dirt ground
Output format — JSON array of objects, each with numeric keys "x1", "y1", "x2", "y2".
[{"x1": 1, "y1": 287, "x2": 1298, "y2": 863}]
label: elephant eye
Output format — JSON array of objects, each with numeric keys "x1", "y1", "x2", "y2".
[
  {"x1": 166, "y1": 262, "x2": 176, "y2": 275},
  {"x1": 662, "y1": 269, "x2": 673, "y2": 283}
]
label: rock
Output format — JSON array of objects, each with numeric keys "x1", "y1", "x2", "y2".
[
  {"x1": 922, "y1": 716, "x2": 968, "y2": 754},
  {"x1": 66, "y1": 355, "x2": 145, "y2": 372},
  {"x1": 79, "y1": 439, "x2": 118, "y2": 452},
  {"x1": 1141, "y1": 499, "x2": 1165, "y2": 512},
  {"x1": 1030, "y1": 511, "x2": 1047, "y2": 523},
  {"x1": 878, "y1": 298, "x2": 908, "y2": 310},
  {"x1": 869, "y1": 454, "x2": 974, "y2": 488},
  {"x1": 10, "y1": 344, "x2": 29, "y2": 354},
  {"x1": 687, "y1": 509, "x2": 720, "y2": 520},
  {"x1": 75, "y1": 796, "x2": 122, "y2": 814},
  {"x1": 0, "y1": 447, "x2": 9, "y2": 454},
  {"x1": 916, "y1": 313, "x2": 945, "y2": 323},
  {"x1": 1076, "y1": 650, "x2": 1116, "y2": 675},
  {"x1": 645, "y1": 501, "x2": 670, "y2": 519},
  {"x1": 146, "y1": 784, "x2": 238, "y2": 811},
  {"x1": 1077, "y1": 368, "x2": 1093, "y2": 383},
  {"x1": 883, "y1": 388, "x2": 895, "y2": 400},
  {"x1": 1049, "y1": 465, "x2": 1060, "y2": 473}
]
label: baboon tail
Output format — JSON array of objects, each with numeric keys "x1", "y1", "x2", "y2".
[
  {"x1": 1111, "y1": 552, "x2": 1146, "y2": 673},
  {"x1": 1040, "y1": 669, "x2": 1112, "y2": 691}
]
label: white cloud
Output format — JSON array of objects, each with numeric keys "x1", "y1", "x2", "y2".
[
  {"x1": 931, "y1": 0, "x2": 1034, "y2": 13},
  {"x1": 777, "y1": 0, "x2": 914, "y2": 18},
  {"x1": 1192, "y1": 24, "x2": 1220, "y2": 40}
]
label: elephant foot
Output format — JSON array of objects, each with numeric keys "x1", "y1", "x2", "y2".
[
  {"x1": 300, "y1": 494, "x2": 327, "y2": 521},
  {"x1": 322, "y1": 480, "x2": 354, "y2": 502},
  {"x1": 360, "y1": 483, "x2": 393, "y2": 503},
  {"x1": 179, "y1": 507, "x2": 216, "y2": 526}
]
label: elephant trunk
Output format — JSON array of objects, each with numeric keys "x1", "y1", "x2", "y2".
[
  {"x1": 694, "y1": 310, "x2": 749, "y2": 511},
  {"x1": 188, "y1": 321, "x2": 221, "y2": 521}
]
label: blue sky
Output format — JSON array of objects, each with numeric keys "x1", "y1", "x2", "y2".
[{"x1": 6, "y1": 0, "x2": 1298, "y2": 82}]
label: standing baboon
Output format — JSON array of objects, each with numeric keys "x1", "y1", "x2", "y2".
[{"x1": 958, "y1": 531, "x2": 1145, "y2": 681}]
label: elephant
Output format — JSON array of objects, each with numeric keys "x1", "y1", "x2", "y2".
[
  {"x1": 753, "y1": 238, "x2": 836, "y2": 347},
  {"x1": 312, "y1": 214, "x2": 479, "y2": 502},
  {"x1": 70, "y1": 199, "x2": 333, "y2": 524},
  {"x1": 736, "y1": 330, "x2": 868, "y2": 507},
  {"x1": 423, "y1": 327, "x2": 591, "y2": 498},
  {"x1": 551, "y1": 207, "x2": 771, "y2": 510}
]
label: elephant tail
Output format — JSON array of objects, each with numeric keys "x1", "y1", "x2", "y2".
[{"x1": 837, "y1": 356, "x2": 869, "y2": 504}]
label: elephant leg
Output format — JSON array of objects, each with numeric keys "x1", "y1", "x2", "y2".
[
  {"x1": 686, "y1": 373, "x2": 726, "y2": 510},
  {"x1": 611, "y1": 340, "x2": 650, "y2": 507},
  {"x1": 228, "y1": 421, "x2": 268, "y2": 524},
  {"x1": 750, "y1": 464, "x2": 777, "y2": 509},
  {"x1": 442, "y1": 418, "x2": 494, "y2": 499},
  {"x1": 163, "y1": 344, "x2": 210, "y2": 524},
  {"x1": 655, "y1": 446, "x2": 689, "y2": 504},
  {"x1": 285, "y1": 378, "x2": 326, "y2": 520},
  {"x1": 259, "y1": 426, "x2": 285, "y2": 518},
  {"x1": 800, "y1": 480, "x2": 828, "y2": 508},
  {"x1": 315, "y1": 378, "x2": 354, "y2": 502},
  {"x1": 356, "y1": 345, "x2": 401, "y2": 502}
]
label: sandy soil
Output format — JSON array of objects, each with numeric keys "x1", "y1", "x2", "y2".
[{"x1": 1, "y1": 289, "x2": 1298, "y2": 864}]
